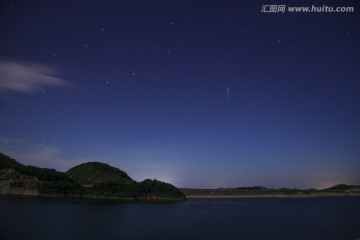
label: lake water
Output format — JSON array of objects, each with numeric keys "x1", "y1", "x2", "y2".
[{"x1": 1, "y1": 196, "x2": 360, "y2": 240}]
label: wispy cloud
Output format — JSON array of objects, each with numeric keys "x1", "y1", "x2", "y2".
[
  {"x1": 0, "y1": 136, "x2": 90, "y2": 172},
  {"x1": 0, "y1": 59, "x2": 69, "y2": 95}
]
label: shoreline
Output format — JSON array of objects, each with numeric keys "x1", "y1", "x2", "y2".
[
  {"x1": 0, "y1": 190, "x2": 185, "y2": 202},
  {"x1": 180, "y1": 188, "x2": 360, "y2": 199},
  {"x1": 2, "y1": 188, "x2": 360, "y2": 201},
  {"x1": 184, "y1": 193, "x2": 360, "y2": 200},
  {"x1": 1, "y1": 191, "x2": 360, "y2": 201}
]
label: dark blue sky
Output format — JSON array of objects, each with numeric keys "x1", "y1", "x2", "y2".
[{"x1": 1, "y1": 0, "x2": 359, "y2": 188}]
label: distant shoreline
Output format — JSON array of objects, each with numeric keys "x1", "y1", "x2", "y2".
[
  {"x1": 1, "y1": 190, "x2": 360, "y2": 201},
  {"x1": 180, "y1": 188, "x2": 360, "y2": 199}
]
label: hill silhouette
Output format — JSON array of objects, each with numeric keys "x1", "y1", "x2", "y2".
[
  {"x1": 0, "y1": 152, "x2": 185, "y2": 200},
  {"x1": 67, "y1": 162, "x2": 134, "y2": 185}
]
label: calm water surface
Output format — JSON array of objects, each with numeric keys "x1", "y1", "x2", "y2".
[{"x1": 1, "y1": 196, "x2": 360, "y2": 240}]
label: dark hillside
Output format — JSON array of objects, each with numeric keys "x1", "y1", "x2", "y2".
[
  {"x1": 0, "y1": 152, "x2": 185, "y2": 200},
  {"x1": 0, "y1": 153, "x2": 80, "y2": 195},
  {"x1": 67, "y1": 162, "x2": 134, "y2": 185}
]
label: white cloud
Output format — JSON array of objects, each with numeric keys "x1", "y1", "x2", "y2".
[
  {"x1": 0, "y1": 136, "x2": 90, "y2": 172},
  {"x1": 0, "y1": 59, "x2": 69, "y2": 94}
]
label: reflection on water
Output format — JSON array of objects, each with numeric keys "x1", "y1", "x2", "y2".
[{"x1": 0, "y1": 196, "x2": 360, "y2": 240}]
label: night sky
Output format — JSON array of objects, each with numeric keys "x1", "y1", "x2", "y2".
[{"x1": 1, "y1": 1, "x2": 359, "y2": 189}]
